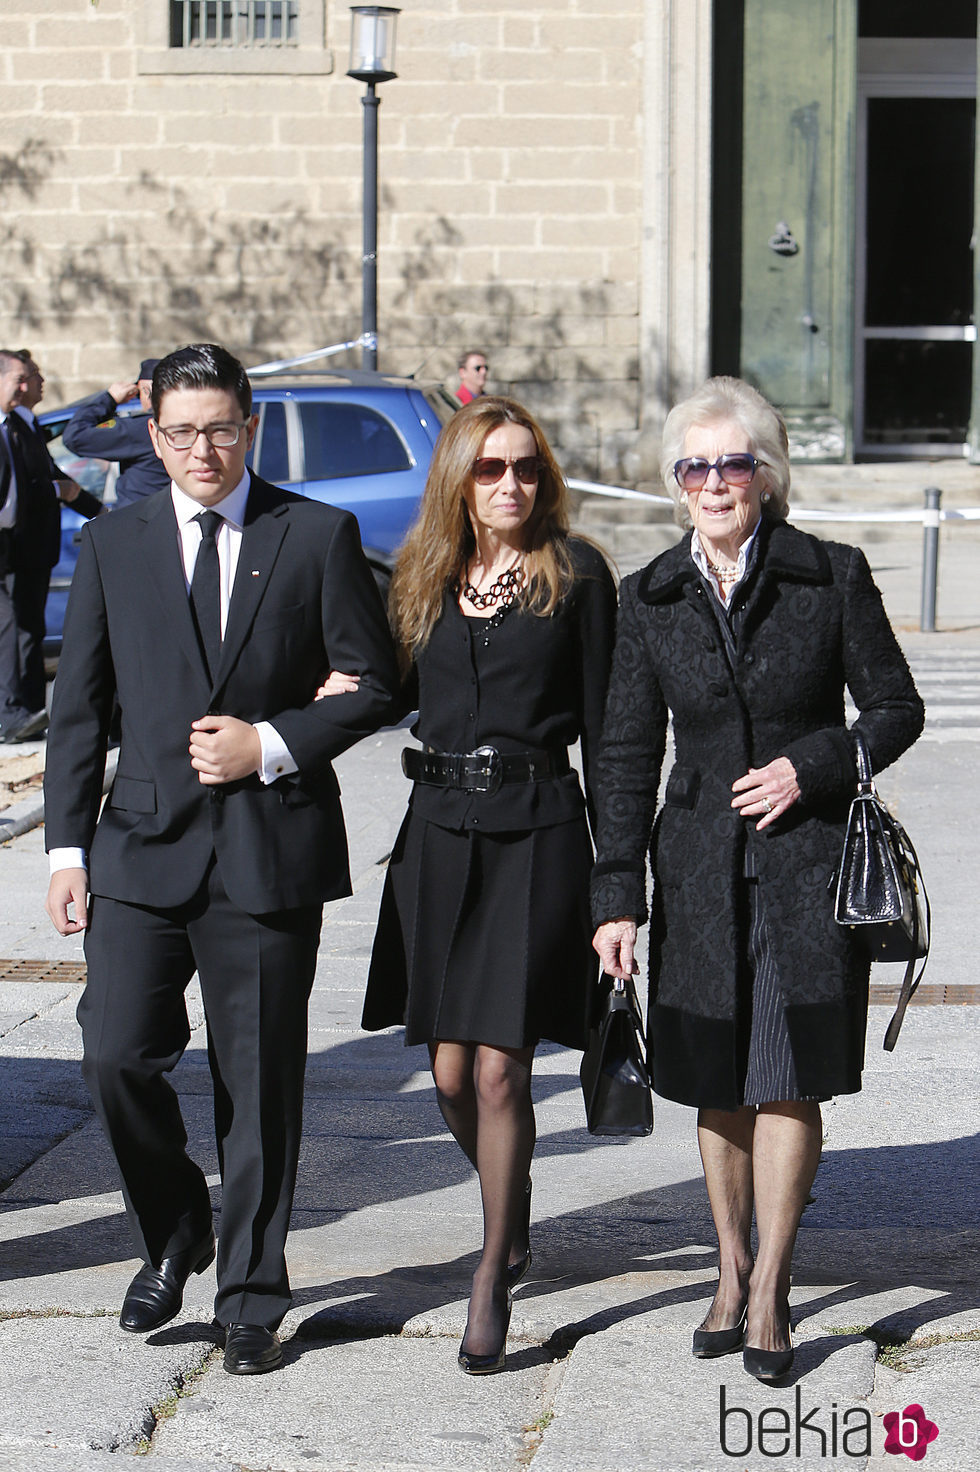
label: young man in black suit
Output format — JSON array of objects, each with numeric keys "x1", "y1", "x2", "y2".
[{"x1": 44, "y1": 343, "x2": 398, "y2": 1374}]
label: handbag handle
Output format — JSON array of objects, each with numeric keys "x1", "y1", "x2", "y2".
[{"x1": 852, "y1": 728, "x2": 874, "y2": 795}]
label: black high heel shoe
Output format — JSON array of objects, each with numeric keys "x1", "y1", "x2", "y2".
[
  {"x1": 507, "y1": 1180, "x2": 533, "y2": 1289},
  {"x1": 692, "y1": 1310, "x2": 747, "y2": 1359},
  {"x1": 458, "y1": 1288, "x2": 513, "y2": 1376},
  {"x1": 743, "y1": 1303, "x2": 794, "y2": 1382}
]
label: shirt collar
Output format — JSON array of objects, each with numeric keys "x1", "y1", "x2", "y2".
[
  {"x1": 171, "y1": 470, "x2": 250, "y2": 530},
  {"x1": 690, "y1": 519, "x2": 762, "y2": 589}
]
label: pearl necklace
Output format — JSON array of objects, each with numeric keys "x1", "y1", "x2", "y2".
[{"x1": 708, "y1": 560, "x2": 740, "y2": 585}]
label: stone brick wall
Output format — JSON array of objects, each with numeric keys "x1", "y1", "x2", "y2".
[{"x1": 0, "y1": 0, "x2": 646, "y2": 479}]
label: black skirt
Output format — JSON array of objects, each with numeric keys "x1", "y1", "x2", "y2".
[{"x1": 363, "y1": 810, "x2": 598, "y2": 1050}]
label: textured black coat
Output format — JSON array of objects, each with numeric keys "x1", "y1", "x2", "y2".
[{"x1": 591, "y1": 520, "x2": 924, "y2": 1108}]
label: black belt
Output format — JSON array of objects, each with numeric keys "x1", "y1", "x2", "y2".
[{"x1": 402, "y1": 744, "x2": 569, "y2": 795}]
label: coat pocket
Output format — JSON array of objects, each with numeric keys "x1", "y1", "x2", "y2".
[
  {"x1": 108, "y1": 775, "x2": 157, "y2": 814},
  {"x1": 664, "y1": 764, "x2": 700, "y2": 810}
]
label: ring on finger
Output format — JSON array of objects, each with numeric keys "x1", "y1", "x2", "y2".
[{"x1": 761, "y1": 796, "x2": 773, "y2": 813}]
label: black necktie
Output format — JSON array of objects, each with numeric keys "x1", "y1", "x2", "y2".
[{"x1": 190, "y1": 509, "x2": 223, "y2": 677}]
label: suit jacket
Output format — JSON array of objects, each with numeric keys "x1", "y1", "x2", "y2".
[
  {"x1": 590, "y1": 519, "x2": 924, "y2": 1106},
  {"x1": 44, "y1": 474, "x2": 399, "y2": 913},
  {"x1": 0, "y1": 413, "x2": 61, "y2": 571}
]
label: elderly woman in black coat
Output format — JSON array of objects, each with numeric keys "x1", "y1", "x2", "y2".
[{"x1": 592, "y1": 377, "x2": 924, "y2": 1383}]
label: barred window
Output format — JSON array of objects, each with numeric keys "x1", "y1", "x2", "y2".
[{"x1": 169, "y1": 1, "x2": 300, "y2": 49}]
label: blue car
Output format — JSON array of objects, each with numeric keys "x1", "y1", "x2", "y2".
[{"x1": 40, "y1": 370, "x2": 458, "y2": 654}]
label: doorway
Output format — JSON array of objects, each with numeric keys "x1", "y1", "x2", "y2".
[{"x1": 855, "y1": 34, "x2": 978, "y2": 456}]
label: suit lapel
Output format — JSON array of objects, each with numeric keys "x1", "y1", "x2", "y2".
[{"x1": 211, "y1": 477, "x2": 290, "y2": 693}]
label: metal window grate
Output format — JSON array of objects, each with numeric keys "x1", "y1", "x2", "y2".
[{"x1": 169, "y1": 1, "x2": 299, "y2": 49}]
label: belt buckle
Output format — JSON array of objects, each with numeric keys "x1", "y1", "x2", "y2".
[{"x1": 470, "y1": 744, "x2": 503, "y2": 795}]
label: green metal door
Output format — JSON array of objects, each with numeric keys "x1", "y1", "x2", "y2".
[{"x1": 740, "y1": 0, "x2": 856, "y2": 458}]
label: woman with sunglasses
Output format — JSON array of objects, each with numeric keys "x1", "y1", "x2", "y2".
[
  {"x1": 592, "y1": 377, "x2": 923, "y2": 1383},
  {"x1": 323, "y1": 396, "x2": 615, "y2": 1374}
]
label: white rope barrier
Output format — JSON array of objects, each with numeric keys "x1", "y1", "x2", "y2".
[{"x1": 565, "y1": 478, "x2": 980, "y2": 523}]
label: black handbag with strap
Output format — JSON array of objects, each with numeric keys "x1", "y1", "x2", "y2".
[
  {"x1": 580, "y1": 974, "x2": 654, "y2": 1136},
  {"x1": 834, "y1": 729, "x2": 930, "y2": 1050}
]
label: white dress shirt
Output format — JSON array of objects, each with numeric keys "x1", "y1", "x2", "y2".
[{"x1": 49, "y1": 472, "x2": 300, "y2": 876}]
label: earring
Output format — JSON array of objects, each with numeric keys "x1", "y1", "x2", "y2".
[{"x1": 761, "y1": 490, "x2": 771, "y2": 503}]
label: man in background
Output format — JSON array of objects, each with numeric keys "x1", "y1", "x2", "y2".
[
  {"x1": 63, "y1": 358, "x2": 171, "y2": 506},
  {"x1": 0, "y1": 349, "x2": 70, "y2": 742},
  {"x1": 456, "y1": 349, "x2": 489, "y2": 404},
  {"x1": 15, "y1": 351, "x2": 104, "y2": 521}
]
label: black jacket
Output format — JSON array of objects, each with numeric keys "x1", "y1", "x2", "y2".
[
  {"x1": 44, "y1": 474, "x2": 399, "y2": 914},
  {"x1": 62, "y1": 392, "x2": 171, "y2": 505},
  {"x1": 405, "y1": 538, "x2": 617, "y2": 834},
  {"x1": 591, "y1": 520, "x2": 924, "y2": 1107}
]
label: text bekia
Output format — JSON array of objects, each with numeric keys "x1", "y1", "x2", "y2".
[{"x1": 719, "y1": 1385, "x2": 872, "y2": 1459}]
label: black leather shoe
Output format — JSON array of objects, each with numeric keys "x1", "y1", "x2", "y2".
[
  {"x1": 743, "y1": 1343, "x2": 794, "y2": 1382},
  {"x1": 119, "y1": 1229, "x2": 216, "y2": 1333},
  {"x1": 458, "y1": 1289, "x2": 512, "y2": 1376},
  {"x1": 0, "y1": 709, "x2": 48, "y2": 744},
  {"x1": 692, "y1": 1311, "x2": 747, "y2": 1359},
  {"x1": 507, "y1": 1180, "x2": 533, "y2": 1289},
  {"x1": 223, "y1": 1323, "x2": 283, "y2": 1375}
]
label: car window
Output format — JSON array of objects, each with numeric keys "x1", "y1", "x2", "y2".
[
  {"x1": 44, "y1": 425, "x2": 111, "y2": 500},
  {"x1": 298, "y1": 402, "x2": 410, "y2": 481},
  {"x1": 254, "y1": 400, "x2": 290, "y2": 483}
]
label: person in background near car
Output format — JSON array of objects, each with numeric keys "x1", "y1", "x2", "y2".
[
  {"x1": 62, "y1": 358, "x2": 171, "y2": 507},
  {"x1": 43, "y1": 343, "x2": 398, "y2": 1376},
  {"x1": 14, "y1": 351, "x2": 104, "y2": 521},
  {"x1": 0, "y1": 348, "x2": 80, "y2": 745},
  {"x1": 456, "y1": 350, "x2": 489, "y2": 405}
]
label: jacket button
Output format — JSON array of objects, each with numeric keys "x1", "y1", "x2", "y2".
[
  {"x1": 708, "y1": 680, "x2": 727, "y2": 697},
  {"x1": 743, "y1": 653, "x2": 755, "y2": 666},
  {"x1": 210, "y1": 789, "x2": 224, "y2": 805}
]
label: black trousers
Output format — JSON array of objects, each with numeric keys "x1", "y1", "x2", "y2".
[
  {"x1": 79, "y1": 859, "x2": 322, "y2": 1330},
  {"x1": 0, "y1": 565, "x2": 48, "y2": 724}
]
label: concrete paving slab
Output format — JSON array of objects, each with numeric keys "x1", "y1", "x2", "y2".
[
  {"x1": 150, "y1": 1333, "x2": 554, "y2": 1472},
  {"x1": 867, "y1": 1343, "x2": 980, "y2": 1471},
  {"x1": 0, "y1": 1453, "x2": 236, "y2": 1472},
  {"x1": 0, "y1": 1315, "x2": 219, "y2": 1455},
  {"x1": 530, "y1": 1327, "x2": 877, "y2": 1472}
]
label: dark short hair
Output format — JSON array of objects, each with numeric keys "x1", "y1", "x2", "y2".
[
  {"x1": 457, "y1": 349, "x2": 486, "y2": 371},
  {"x1": 151, "y1": 343, "x2": 251, "y2": 420}
]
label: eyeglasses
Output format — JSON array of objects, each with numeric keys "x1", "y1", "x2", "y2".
[
  {"x1": 472, "y1": 456, "x2": 540, "y2": 486},
  {"x1": 673, "y1": 453, "x2": 764, "y2": 491},
  {"x1": 156, "y1": 422, "x2": 248, "y2": 451}
]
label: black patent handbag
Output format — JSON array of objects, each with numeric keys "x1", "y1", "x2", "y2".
[
  {"x1": 834, "y1": 730, "x2": 930, "y2": 1050},
  {"x1": 580, "y1": 974, "x2": 654, "y2": 1135}
]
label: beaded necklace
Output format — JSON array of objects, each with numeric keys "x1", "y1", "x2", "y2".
[{"x1": 458, "y1": 561, "x2": 525, "y2": 648}]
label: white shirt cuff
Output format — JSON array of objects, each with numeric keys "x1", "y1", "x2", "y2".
[
  {"x1": 254, "y1": 721, "x2": 298, "y2": 785},
  {"x1": 49, "y1": 847, "x2": 87, "y2": 875}
]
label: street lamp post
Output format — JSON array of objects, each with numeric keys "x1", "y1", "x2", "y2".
[{"x1": 347, "y1": 6, "x2": 400, "y2": 372}]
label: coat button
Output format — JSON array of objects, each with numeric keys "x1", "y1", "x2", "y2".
[
  {"x1": 210, "y1": 789, "x2": 224, "y2": 805},
  {"x1": 743, "y1": 653, "x2": 755, "y2": 666},
  {"x1": 708, "y1": 680, "x2": 728, "y2": 697}
]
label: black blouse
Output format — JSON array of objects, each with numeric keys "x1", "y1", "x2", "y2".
[{"x1": 404, "y1": 537, "x2": 617, "y2": 834}]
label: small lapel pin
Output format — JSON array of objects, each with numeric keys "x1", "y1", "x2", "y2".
[{"x1": 251, "y1": 569, "x2": 260, "y2": 577}]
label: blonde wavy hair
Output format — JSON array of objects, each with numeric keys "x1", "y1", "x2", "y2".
[{"x1": 390, "y1": 396, "x2": 576, "y2": 657}]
